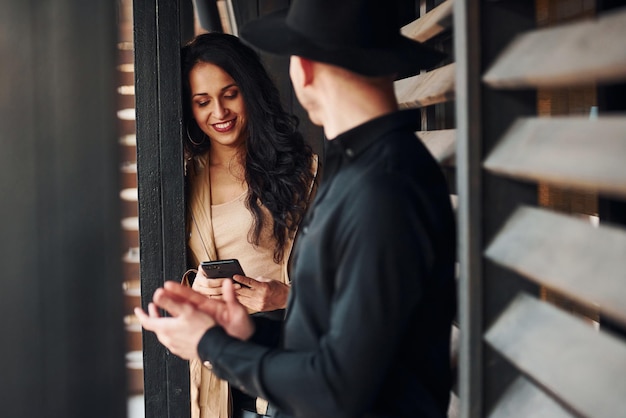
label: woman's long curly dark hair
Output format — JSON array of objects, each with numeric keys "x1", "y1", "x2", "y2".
[{"x1": 181, "y1": 33, "x2": 315, "y2": 263}]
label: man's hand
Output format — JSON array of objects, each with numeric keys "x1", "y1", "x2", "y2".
[
  {"x1": 135, "y1": 280, "x2": 255, "y2": 359},
  {"x1": 166, "y1": 279, "x2": 255, "y2": 340},
  {"x1": 134, "y1": 288, "x2": 216, "y2": 360}
]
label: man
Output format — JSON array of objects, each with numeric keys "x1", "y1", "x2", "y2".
[{"x1": 136, "y1": 1, "x2": 457, "y2": 417}]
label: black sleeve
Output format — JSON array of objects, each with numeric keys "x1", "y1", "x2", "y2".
[
  {"x1": 248, "y1": 313, "x2": 283, "y2": 347},
  {"x1": 197, "y1": 180, "x2": 438, "y2": 417}
]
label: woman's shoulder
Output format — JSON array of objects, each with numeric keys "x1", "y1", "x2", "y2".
[{"x1": 185, "y1": 152, "x2": 210, "y2": 177}]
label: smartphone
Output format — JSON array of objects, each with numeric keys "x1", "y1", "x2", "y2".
[{"x1": 200, "y1": 259, "x2": 248, "y2": 286}]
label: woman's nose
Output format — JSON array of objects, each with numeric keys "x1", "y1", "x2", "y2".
[{"x1": 212, "y1": 100, "x2": 228, "y2": 119}]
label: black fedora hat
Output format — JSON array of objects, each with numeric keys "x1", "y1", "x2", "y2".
[{"x1": 240, "y1": 0, "x2": 446, "y2": 80}]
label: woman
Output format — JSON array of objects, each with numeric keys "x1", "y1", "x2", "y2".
[{"x1": 181, "y1": 33, "x2": 317, "y2": 418}]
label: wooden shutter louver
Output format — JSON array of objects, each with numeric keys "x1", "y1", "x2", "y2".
[
  {"x1": 475, "y1": 5, "x2": 626, "y2": 417},
  {"x1": 396, "y1": 0, "x2": 456, "y2": 166}
]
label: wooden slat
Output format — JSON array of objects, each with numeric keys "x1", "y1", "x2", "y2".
[
  {"x1": 395, "y1": 63, "x2": 456, "y2": 108},
  {"x1": 485, "y1": 293, "x2": 626, "y2": 418},
  {"x1": 484, "y1": 117, "x2": 626, "y2": 199},
  {"x1": 483, "y1": 7, "x2": 626, "y2": 88},
  {"x1": 486, "y1": 205, "x2": 626, "y2": 327},
  {"x1": 416, "y1": 129, "x2": 456, "y2": 165},
  {"x1": 401, "y1": 0, "x2": 453, "y2": 43},
  {"x1": 489, "y1": 377, "x2": 573, "y2": 418}
]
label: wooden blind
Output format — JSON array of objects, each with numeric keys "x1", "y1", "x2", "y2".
[
  {"x1": 395, "y1": 0, "x2": 456, "y2": 181},
  {"x1": 396, "y1": 0, "x2": 456, "y2": 167},
  {"x1": 455, "y1": 1, "x2": 626, "y2": 417}
]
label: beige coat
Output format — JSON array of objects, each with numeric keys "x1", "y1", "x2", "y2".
[{"x1": 183, "y1": 153, "x2": 318, "y2": 418}]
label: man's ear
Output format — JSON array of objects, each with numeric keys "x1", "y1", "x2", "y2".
[
  {"x1": 299, "y1": 57, "x2": 315, "y2": 86},
  {"x1": 291, "y1": 56, "x2": 315, "y2": 87}
]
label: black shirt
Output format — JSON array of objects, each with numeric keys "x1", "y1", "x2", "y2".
[{"x1": 199, "y1": 109, "x2": 457, "y2": 418}]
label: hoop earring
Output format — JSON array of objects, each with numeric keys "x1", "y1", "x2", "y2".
[{"x1": 186, "y1": 123, "x2": 207, "y2": 146}]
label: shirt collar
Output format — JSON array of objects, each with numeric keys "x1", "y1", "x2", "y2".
[{"x1": 325, "y1": 109, "x2": 421, "y2": 162}]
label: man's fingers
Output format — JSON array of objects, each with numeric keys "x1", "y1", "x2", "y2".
[
  {"x1": 153, "y1": 289, "x2": 194, "y2": 317},
  {"x1": 134, "y1": 307, "x2": 149, "y2": 322},
  {"x1": 146, "y1": 281, "x2": 229, "y2": 322},
  {"x1": 135, "y1": 305, "x2": 163, "y2": 332},
  {"x1": 163, "y1": 281, "x2": 210, "y2": 306},
  {"x1": 148, "y1": 302, "x2": 160, "y2": 317},
  {"x1": 221, "y1": 279, "x2": 238, "y2": 305}
]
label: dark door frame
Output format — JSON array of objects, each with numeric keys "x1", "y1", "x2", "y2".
[{"x1": 134, "y1": 1, "x2": 323, "y2": 416}]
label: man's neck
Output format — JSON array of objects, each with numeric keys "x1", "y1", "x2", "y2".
[{"x1": 320, "y1": 77, "x2": 399, "y2": 140}]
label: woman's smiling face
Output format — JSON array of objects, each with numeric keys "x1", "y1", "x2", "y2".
[{"x1": 189, "y1": 61, "x2": 248, "y2": 149}]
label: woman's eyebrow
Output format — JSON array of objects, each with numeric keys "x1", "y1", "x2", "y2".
[{"x1": 192, "y1": 83, "x2": 237, "y2": 98}]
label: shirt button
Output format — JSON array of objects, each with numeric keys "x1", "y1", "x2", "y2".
[
  {"x1": 302, "y1": 226, "x2": 309, "y2": 234},
  {"x1": 345, "y1": 148, "x2": 354, "y2": 157}
]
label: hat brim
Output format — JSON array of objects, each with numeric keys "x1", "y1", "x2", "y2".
[{"x1": 240, "y1": 8, "x2": 446, "y2": 80}]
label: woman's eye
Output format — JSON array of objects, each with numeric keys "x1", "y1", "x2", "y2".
[
  {"x1": 196, "y1": 101, "x2": 209, "y2": 107},
  {"x1": 224, "y1": 91, "x2": 238, "y2": 99}
]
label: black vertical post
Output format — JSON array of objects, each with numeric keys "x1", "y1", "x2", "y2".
[
  {"x1": 456, "y1": 1, "x2": 541, "y2": 416},
  {"x1": 0, "y1": 0, "x2": 126, "y2": 417},
  {"x1": 454, "y1": 0, "x2": 484, "y2": 415},
  {"x1": 596, "y1": 0, "x2": 626, "y2": 339},
  {"x1": 479, "y1": 2, "x2": 539, "y2": 412},
  {"x1": 134, "y1": 0, "x2": 191, "y2": 416}
]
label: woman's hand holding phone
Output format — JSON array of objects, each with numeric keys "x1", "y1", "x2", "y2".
[
  {"x1": 233, "y1": 275, "x2": 290, "y2": 311},
  {"x1": 192, "y1": 265, "x2": 242, "y2": 299},
  {"x1": 194, "y1": 259, "x2": 290, "y2": 312}
]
